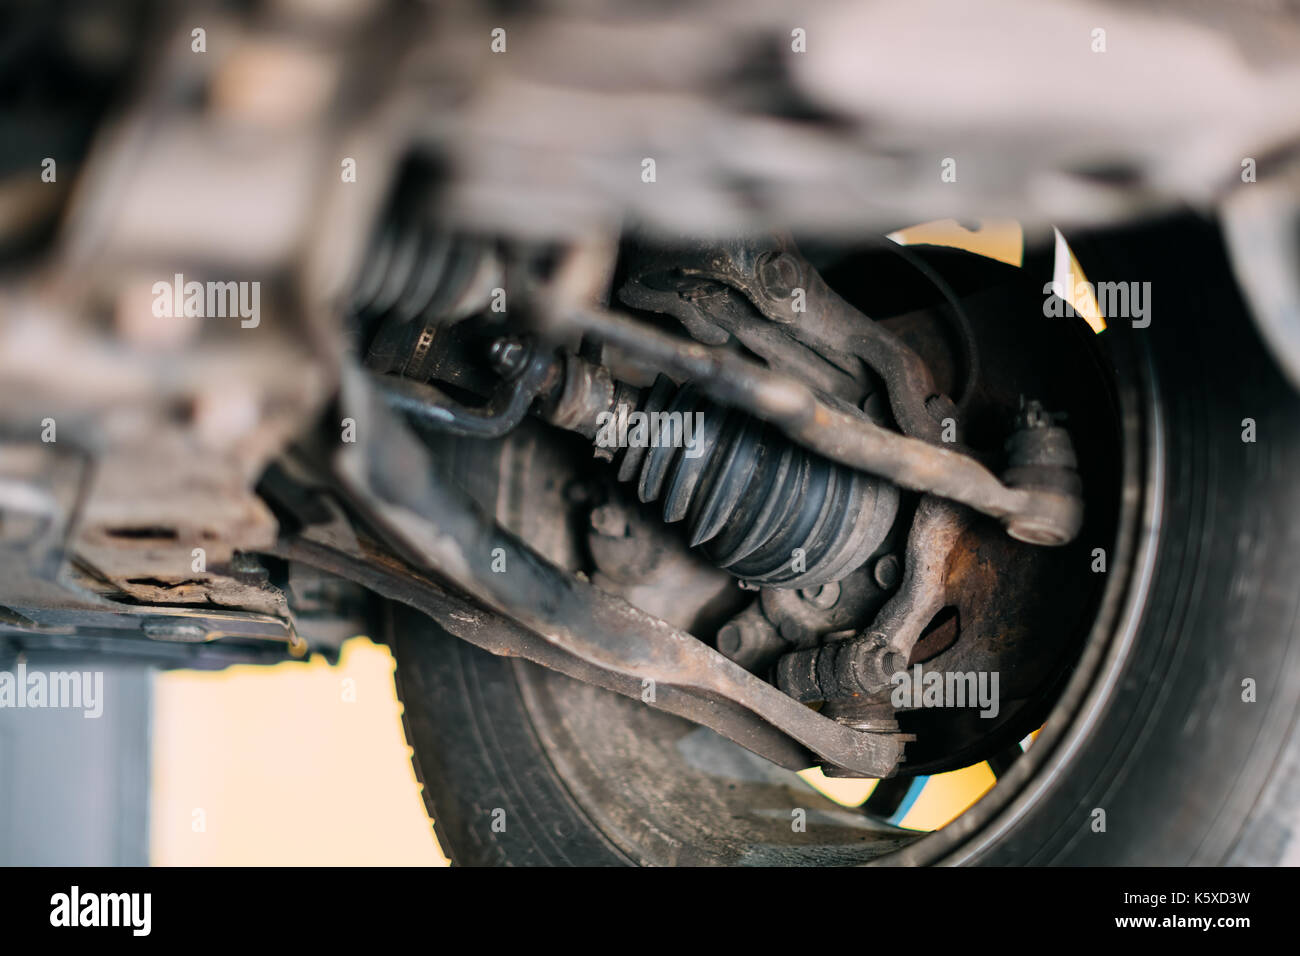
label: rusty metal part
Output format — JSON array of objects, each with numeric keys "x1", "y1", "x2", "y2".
[
  {"x1": 545, "y1": 304, "x2": 1083, "y2": 545},
  {"x1": 299, "y1": 368, "x2": 908, "y2": 777},
  {"x1": 0, "y1": 304, "x2": 327, "y2": 601},
  {"x1": 539, "y1": 350, "x2": 617, "y2": 439},
  {"x1": 0, "y1": 436, "x2": 355, "y2": 668},
  {"x1": 861, "y1": 496, "x2": 970, "y2": 663},
  {"x1": 822, "y1": 698, "x2": 901, "y2": 732},
  {"x1": 646, "y1": 237, "x2": 951, "y2": 443},
  {"x1": 0, "y1": 539, "x2": 306, "y2": 666},
  {"x1": 1000, "y1": 399, "x2": 1085, "y2": 545},
  {"x1": 618, "y1": 254, "x2": 867, "y2": 403},
  {"x1": 775, "y1": 496, "x2": 969, "y2": 702},
  {"x1": 760, "y1": 559, "x2": 897, "y2": 648},
  {"x1": 374, "y1": 346, "x2": 555, "y2": 439},
  {"x1": 715, "y1": 601, "x2": 788, "y2": 673},
  {"x1": 279, "y1": 523, "x2": 903, "y2": 775},
  {"x1": 535, "y1": 355, "x2": 903, "y2": 588},
  {"x1": 0, "y1": 445, "x2": 310, "y2": 668},
  {"x1": 584, "y1": 496, "x2": 739, "y2": 632},
  {"x1": 535, "y1": 348, "x2": 894, "y2": 586},
  {"x1": 0, "y1": 438, "x2": 307, "y2": 654}
]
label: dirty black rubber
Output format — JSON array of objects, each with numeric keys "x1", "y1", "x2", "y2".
[
  {"x1": 925, "y1": 214, "x2": 1300, "y2": 865},
  {"x1": 391, "y1": 601, "x2": 631, "y2": 866}
]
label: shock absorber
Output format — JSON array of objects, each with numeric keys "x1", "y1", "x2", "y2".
[{"x1": 540, "y1": 352, "x2": 900, "y2": 590}]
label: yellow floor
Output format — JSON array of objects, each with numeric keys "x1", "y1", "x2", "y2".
[{"x1": 151, "y1": 638, "x2": 448, "y2": 866}]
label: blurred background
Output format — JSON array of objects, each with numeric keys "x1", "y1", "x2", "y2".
[{"x1": 1, "y1": 639, "x2": 448, "y2": 865}]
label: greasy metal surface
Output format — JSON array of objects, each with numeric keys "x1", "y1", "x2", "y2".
[
  {"x1": 0, "y1": 441, "x2": 306, "y2": 667},
  {"x1": 617, "y1": 244, "x2": 867, "y2": 403},
  {"x1": 280, "y1": 521, "x2": 902, "y2": 777},
  {"x1": 627, "y1": 236, "x2": 948, "y2": 442},
  {"x1": 304, "y1": 370, "x2": 908, "y2": 776},
  {"x1": 374, "y1": 348, "x2": 554, "y2": 439},
  {"x1": 863, "y1": 496, "x2": 970, "y2": 664},
  {"x1": 759, "y1": 557, "x2": 899, "y2": 649},
  {"x1": 548, "y1": 302, "x2": 1082, "y2": 544},
  {"x1": 775, "y1": 495, "x2": 969, "y2": 702}
]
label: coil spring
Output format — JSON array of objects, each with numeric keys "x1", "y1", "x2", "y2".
[
  {"x1": 349, "y1": 156, "x2": 496, "y2": 379},
  {"x1": 352, "y1": 222, "x2": 487, "y2": 325},
  {"x1": 612, "y1": 376, "x2": 900, "y2": 589},
  {"x1": 351, "y1": 218, "x2": 492, "y2": 362}
]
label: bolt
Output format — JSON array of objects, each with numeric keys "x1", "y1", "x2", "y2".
[
  {"x1": 230, "y1": 551, "x2": 263, "y2": 574},
  {"x1": 1005, "y1": 515, "x2": 1072, "y2": 547},
  {"x1": 756, "y1": 252, "x2": 801, "y2": 301},
  {"x1": 589, "y1": 504, "x2": 629, "y2": 538},
  {"x1": 717, "y1": 616, "x2": 786, "y2": 670},
  {"x1": 488, "y1": 338, "x2": 530, "y2": 380},
  {"x1": 1017, "y1": 397, "x2": 1051, "y2": 429},
  {"x1": 1002, "y1": 396, "x2": 1083, "y2": 546},
  {"x1": 563, "y1": 478, "x2": 592, "y2": 504},
  {"x1": 716, "y1": 623, "x2": 745, "y2": 657},
  {"x1": 142, "y1": 620, "x2": 209, "y2": 643},
  {"x1": 798, "y1": 581, "x2": 841, "y2": 609},
  {"x1": 776, "y1": 634, "x2": 896, "y2": 702},
  {"x1": 873, "y1": 554, "x2": 901, "y2": 589}
]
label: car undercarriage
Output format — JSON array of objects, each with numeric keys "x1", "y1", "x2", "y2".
[{"x1": 4, "y1": 0, "x2": 1300, "y2": 868}]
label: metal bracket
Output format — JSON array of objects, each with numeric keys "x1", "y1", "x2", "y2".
[{"x1": 269, "y1": 366, "x2": 910, "y2": 777}]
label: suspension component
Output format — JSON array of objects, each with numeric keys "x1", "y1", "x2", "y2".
[
  {"x1": 615, "y1": 377, "x2": 899, "y2": 588},
  {"x1": 541, "y1": 354, "x2": 900, "y2": 589},
  {"x1": 1000, "y1": 399, "x2": 1083, "y2": 545},
  {"x1": 775, "y1": 495, "x2": 967, "y2": 703},
  {"x1": 546, "y1": 304, "x2": 1084, "y2": 546}
]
